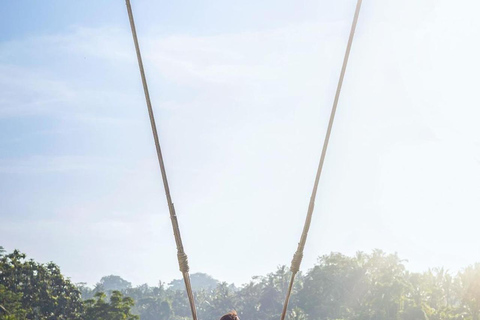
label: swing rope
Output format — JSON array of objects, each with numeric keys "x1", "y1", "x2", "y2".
[
  {"x1": 280, "y1": 1, "x2": 363, "y2": 319},
  {"x1": 125, "y1": 1, "x2": 198, "y2": 320},
  {"x1": 126, "y1": 0, "x2": 362, "y2": 318}
]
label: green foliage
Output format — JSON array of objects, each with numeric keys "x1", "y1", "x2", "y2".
[
  {"x1": 3, "y1": 247, "x2": 480, "y2": 320},
  {"x1": 119, "y1": 252, "x2": 480, "y2": 320},
  {"x1": 458, "y1": 264, "x2": 480, "y2": 320},
  {"x1": 0, "y1": 283, "x2": 26, "y2": 319},
  {"x1": 0, "y1": 249, "x2": 84, "y2": 320},
  {"x1": 84, "y1": 291, "x2": 139, "y2": 320},
  {"x1": 77, "y1": 282, "x2": 96, "y2": 300},
  {"x1": 0, "y1": 249, "x2": 138, "y2": 320},
  {"x1": 134, "y1": 297, "x2": 172, "y2": 320}
]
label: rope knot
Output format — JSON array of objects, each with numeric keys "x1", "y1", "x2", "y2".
[
  {"x1": 290, "y1": 251, "x2": 303, "y2": 273},
  {"x1": 177, "y1": 252, "x2": 190, "y2": 273}
]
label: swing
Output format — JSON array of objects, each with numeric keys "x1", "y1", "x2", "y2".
[{"x1": 125, "y1": 1, "x2": 363, "y2": 319}]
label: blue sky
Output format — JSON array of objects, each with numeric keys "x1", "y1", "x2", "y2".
[{"x1": 2, "y1": 0, "x2": 480, "y2": 287}]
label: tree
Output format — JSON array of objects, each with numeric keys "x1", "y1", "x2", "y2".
[
  {"x1": 126, "y1": 282, "x2": 172, "y2": 320},
  {"x1": 401, "y1": 305, "x2": 428, "y2": 320},
  {"x1": 84, "y1": 291, "x2": 139, "y2": 320},
  {"x1": 235, "y1": 280, "x2": 262, "y2": 320},
  {"x1": 297, "y1": 250, "x2": 414, "y2": 320},
  {"x1": 98, "y1": 275, "x2": 132, "y2": 292},
  {"x1": 77, "y1": 282, "x2": 95, "y2": 300},
  {"x1": 357, "y1": 250, "x2": 410, "y2": 320},
  {"x1": 6, "y1": 247, "x2": 480, "y2": 320},
  {"x1": 0, "y1": 250, "x2": 84, "y2": 320},
  {"x1": 409, "y1": 268, "x2": 462, "y2": 320},
  {"x1": 0, "y1": 283, "x2": 26, "y2": 319},
  {"x1": 458, "y1": 264, "x2": 480, "y2": 320},
  {"x1": 298, "y1": 252, "x2": 367, "y2": 320},
  {"x1": 135, "y1": 297, "x2": 172, "y2": 320},
  {"x1": 169, "y1": 273, "x2": 219, "y2": 291},
  {"x1": 199, "y1": 282, "x2": 237, "y2": 319}
]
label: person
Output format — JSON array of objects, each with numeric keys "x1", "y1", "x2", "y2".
[{"x1": 220, "y1": 311, "x2": 239, "y2": 320}]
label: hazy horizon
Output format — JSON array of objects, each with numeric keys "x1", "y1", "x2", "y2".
[{"x1": 2, "y1": 246, "x2": 472, "y2": 289}]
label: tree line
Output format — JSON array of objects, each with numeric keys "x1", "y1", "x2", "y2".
[{"x1": 1, "y1": 246, "x2": 480, "y2": 320}]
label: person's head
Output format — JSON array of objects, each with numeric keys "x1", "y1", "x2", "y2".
[{"x1": 220, "y1": 311, "x2": 239, "y2": 320}]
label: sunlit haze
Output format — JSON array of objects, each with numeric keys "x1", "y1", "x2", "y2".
[{"x1": 1, "y1": 0, "x2": 480, "y2": 287}]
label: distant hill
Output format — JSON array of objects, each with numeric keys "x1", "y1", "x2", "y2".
[{"x1": 168, "y1": 272, "x2": 220, "y2": 291}]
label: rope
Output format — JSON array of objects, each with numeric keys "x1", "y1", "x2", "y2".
[
  {"x1": 280, "y1": 1, "x2": 363, "y2": 319},
  {"x1": 125, "y1": 1, "x2": 198, "y2": 320}
]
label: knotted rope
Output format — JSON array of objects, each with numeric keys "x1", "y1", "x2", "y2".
[
  {"x1": 125, "y1": 1, "x2": 198, "y2": 320},
  {"x1": 280, "y1": 1, "x2": 363, "y2": 319}
]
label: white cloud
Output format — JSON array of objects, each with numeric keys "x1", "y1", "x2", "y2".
[
  {"x1": 0, "y1": 155, "x2": 124, "y2": 174},
  {"x1": 0, "y1": 65, "x2": 76, "y2": 118}
]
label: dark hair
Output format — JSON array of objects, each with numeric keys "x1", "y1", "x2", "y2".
[{"x1": 220, "y1": 311, "x2": 239, "y2": 320}]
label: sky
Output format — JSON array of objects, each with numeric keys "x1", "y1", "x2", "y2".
[{"x1": 1, "y1": 0, "x2": 480, "y2": 288}]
